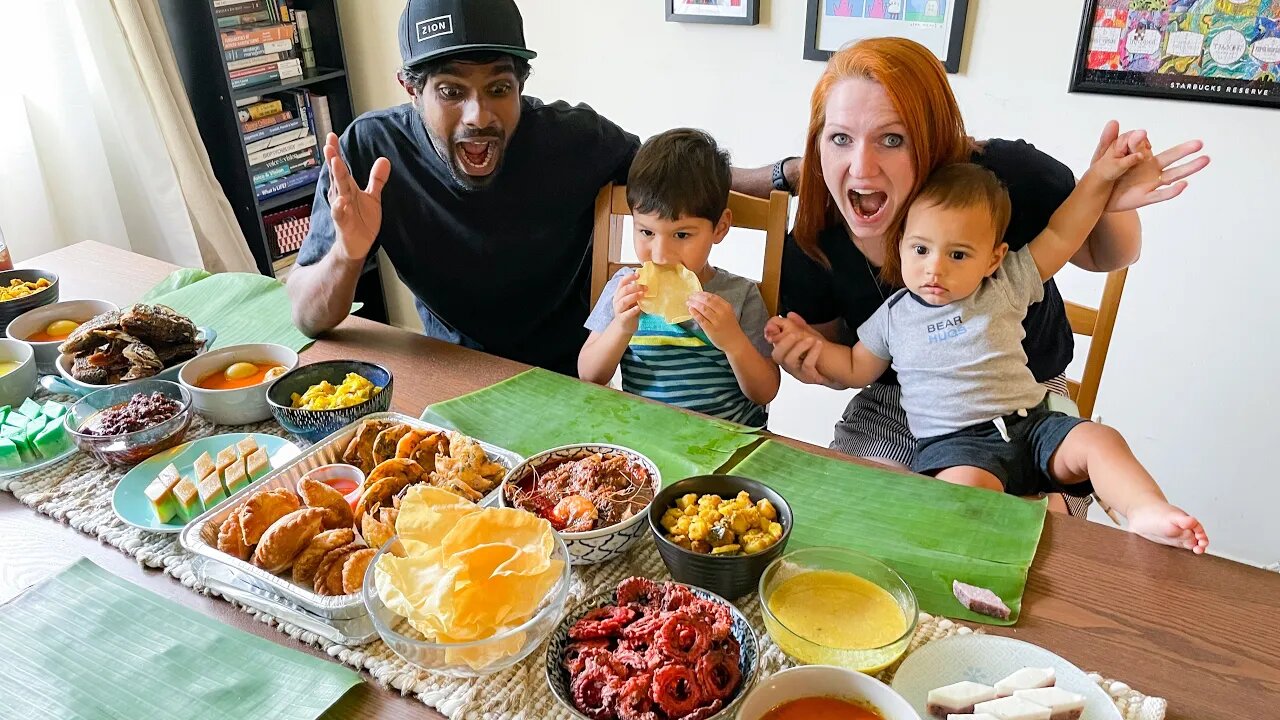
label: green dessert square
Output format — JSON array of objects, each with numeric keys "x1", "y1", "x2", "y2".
[
  {"x1": 40, "y1": 400, "x2": 66, "y2": 421},
  {"x1": 144, "y1": 468, "x2": 181, "y2": 523},
  {"x1": 21, "y1": 416, "x2": 47, "y2": 459},
  {"x1": 17, "y1": 398, "x2": 43, "y2": 419},
  {"x1": 193, "y1": 452, "x2": 216, "y2": 484},
  {"x1": 3, "y1": 413, "x2": 27, "y2": 431},
  {"x1": 172, "y1": 477, "x2": 202, "y2": 523},
  {"x1": 223, "y1": 458, "x2": 250, "y2": 495},
  {"x1": 245, "y1": 448, "x2": 271, "y2": 481},
  {"x1": 196, "y1": 473, "x2": 228, "y2": 509},
  {"x1": 1, "y1": 425, "x2": 22, "y2": 439},
  {"x1": 0, "y1": 405, "x2": 10, "y2": 423},
  {"x1": 33, "y1": 422, "x2": 70, "y2": 459},
  {"x1": 0, "y1": 438, "x2": 20, "y2": 469}
]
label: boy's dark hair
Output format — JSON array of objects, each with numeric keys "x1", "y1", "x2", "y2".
[
  {"x1": 399, "y1": 50, "x2": 532, "y2": 94},
  {"x1": 913, "y1": 163, "x2": 1012, "y2": 243},
  {"x1": 626, "y1": 128, "x2": 732, "y2": 224}
]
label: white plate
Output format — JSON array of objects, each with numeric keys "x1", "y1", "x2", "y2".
[
  {"x1": 54, "y1": 326, "x2": 216, "y2": 393},
  {"x1": 891, "y1": 635, "x2": 1122, "y2": 720}
]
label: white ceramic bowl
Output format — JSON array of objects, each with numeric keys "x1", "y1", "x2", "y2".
[
  {"x1": 55, "y1": 326, "x2": 216, "y2": 393},
  {"x1": 0, "y1": 339, "x2": 37, "y2": 409},
  {"x1": 5, "y1": 299, "x2": 119, "y2": 374},
  {"x1": 736, "y1": 665, "x2": 921, "y2": 720},
  {"x1": 178, "y1": 343, "x2": 298, "y2": 425},
  {"x1": 498, "y1": 443, "x2": 660, "y2": 566}
]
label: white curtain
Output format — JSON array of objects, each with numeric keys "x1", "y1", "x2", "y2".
[{"x1": 0, "y1": 0, "x2": 257, "y2": 272}]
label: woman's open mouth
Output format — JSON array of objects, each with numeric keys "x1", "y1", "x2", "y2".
[
  {"x1": 455, "y1": 139, "x2": 500, "y2": 176},
  {"x1": 848, "y1": 189, "x2": 889, "y2": 224}
]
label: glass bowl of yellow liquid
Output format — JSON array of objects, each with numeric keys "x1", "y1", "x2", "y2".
[{"x1": 759, "y1": 547, "x2": 918, "y2": 674}]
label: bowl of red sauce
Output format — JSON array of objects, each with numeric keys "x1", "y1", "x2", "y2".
[
  {"x1": 298, "y1": 463, "x2": 365, "y2": 509},
  {"x1": 736, "y1": 665, "x2": 919, "y2": 720},
  {"x1": 178, "y1": 343, "x2": 297, "y2": 426}
]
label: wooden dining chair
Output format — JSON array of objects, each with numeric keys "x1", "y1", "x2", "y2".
[
  {"x1": 589, "y1": 184, "x2": 790, "y2": 315},
  {"x1": 1058, "y1": 267, "x2": 1129, "y2": 522}
]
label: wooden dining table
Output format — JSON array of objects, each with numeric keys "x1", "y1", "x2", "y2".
[{"x1": 4, "y1": 241, "x2": 1276, "y2": 719}]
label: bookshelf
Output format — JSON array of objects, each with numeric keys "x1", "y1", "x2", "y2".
[{"x1": 158, "y1": 0, "x2": 388, "y2": 324}]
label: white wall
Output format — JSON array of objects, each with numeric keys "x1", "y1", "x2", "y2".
[{"x1": 340, "y1": 0, "x2": 1279, "y2": 565}]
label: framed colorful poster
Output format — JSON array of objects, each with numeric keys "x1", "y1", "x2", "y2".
[
  {"x1": 667, "y1": 0, "x2": 760, "y2": 25},
  {"x1": 1070, "y1": 0, "x2": 1280, "y2": 108},
  {"x1": 803, "y1": 0, "x2": 971, "y2": 72}
]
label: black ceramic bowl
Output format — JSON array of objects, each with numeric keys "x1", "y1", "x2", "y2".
[
  {"x1": 265, "y1": 360, "x2": 393, "y2": 443},
  {"x1": 0, "y1": 268, "x2": 59, "y2": 329},
  {"x1": 648, "y1": 474, "x2": 793, "y2": 601}
]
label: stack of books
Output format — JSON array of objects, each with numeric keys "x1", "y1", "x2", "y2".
[
  {"x1": 217, "y1": 0, "x2": 316, "y2": 92},
  {"x1": 237, "y1": 89, "x2": 331, "y2": 201}
]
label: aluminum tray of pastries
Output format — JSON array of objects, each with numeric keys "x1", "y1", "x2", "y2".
[{"x1": 179, "y1": 412, "x2": 523, "y2": 621}]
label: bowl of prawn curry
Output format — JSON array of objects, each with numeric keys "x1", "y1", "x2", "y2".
[{"x1": 500, "y1": 443, "x2": 659, "y2": 566}]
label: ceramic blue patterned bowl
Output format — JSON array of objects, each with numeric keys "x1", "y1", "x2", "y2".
[
  {"x1": 265, "y1": 360, "x2": 393, "y2": 443},
  {"x1": 545, "y1": 581, "x2": 759, "y2": 720},
  {"x1": 499, "y1": 443, "x2": 660, "y2": 566}
]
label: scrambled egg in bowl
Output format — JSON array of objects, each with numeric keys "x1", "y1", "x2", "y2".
[{"x1": 291, "y1": 372, "x2": 381, "y2": 410}]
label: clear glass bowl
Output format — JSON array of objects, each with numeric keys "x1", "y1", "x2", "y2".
[
  {"x1": 759, "y1": 547, "x2": 918, "y2": 674},
  {"x1": 66, "y1": 378, "x2": 193, "y2": 467},
  {"x1": 361, "y1": 533, "x2": 571, "y2": 677}
]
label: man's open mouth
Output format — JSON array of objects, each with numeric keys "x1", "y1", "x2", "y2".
[{"x1": 455, "y1": 139, "x2": 500, "y2": 176}]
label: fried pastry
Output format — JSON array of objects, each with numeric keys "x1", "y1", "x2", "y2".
[
  {"x1": 361, "y1": 510, "x2": 399, "y2": 555},
  {"x1": 237, "y1": 488, "x2": 301, "y2": 546},
  {"x1": 292, "y1": 528, "x2": 356, "y2": 586},
  {"x1": 372, "y1": 424, "x2": 412, "y2": 466},
  {"x1": 341, "y1": 419, "x2": 395, "y2": 474},
  {"x1": 314, "y1": 542, "x2": 363, "y2": 596},
  {"x1": 341, "y1": 548, "x2": 377, "y2": 595},
  {"x1": 395, "y1": 429, "x2": 444, "y2": 472},
  {"x1": 298, "y1": 477, "x2": 354, "y2": 530},
  {"x1": 354, "y1": 459, "x2": 425, "y2": 521},
  {"x1": 216, "y1": 512, "x2": 252, "y2": 561},
  {"x1": 251, "y1": 507, "x2": 326, "y2": 574}
]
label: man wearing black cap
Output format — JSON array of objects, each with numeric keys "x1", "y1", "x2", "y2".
[{"x1": 288, "y1": 0, "x2": 795, "y2": 375}]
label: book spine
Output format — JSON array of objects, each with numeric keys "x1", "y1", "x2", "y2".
[
  {"x1": 247, "y1": 134, "x2": 317, "y2": 165},
  {"x1": 243, "y1": 116, "x2": 304, "y2": 144},
  {"x1": 310, "y1": 93, "x2": 333, "y2": 142},
  {"x1": 213, "y1": 0, "x2": 263, "y2": 10},
  {"x1": 295, "y1": 10, "x2": 316, "y2": 69},
  {"x1": 236, "y1": 99, "x2": 283, "y2": 122},
  {"x1": 240, "y1": 109, "x2": 292, "y2": 133},
  {"x1": 248, "y1": 147, "x2": 315, "y2": 175},
  {"x1": 228, "y1": 58, "x2": 301, "y2": 80},
  {"x1": 231, "y1": 69, "x2": 280, "y2": 90},
  {"x1": 251, "y1": 155, "x2": 319, "y2": 186},
  {"x1": 216, "y1": 10, "x2": 271, "y2": 28},
  {"x1": 256, "y1": 166, "x2": 321, "y2": 200},
  {"x1": 223, "y1": 38, "x2": 292, "y2": 63},
  {"x1": 220, "y1": 23, "x2": 295, "y2": 51},
  {"x1": 246, "y1": 127, "x2": 307, "y2": 154},
  {"x1": 226, "y1": 51, "x2": 282, "y2": 71}
]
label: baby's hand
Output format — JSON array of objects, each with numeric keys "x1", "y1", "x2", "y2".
[
  {"x1": 765, "y1": 315, "x2": 801, "y2": 344},
  {"x1": 611, "y1": 272, "x2": 646, "y2": 334},
  {"x1": 1087, "y1": 132, "x2": 1148, "y2": 184},
  {"x1": 688, "y1": 292, "x2": 747, "y2": 352}
]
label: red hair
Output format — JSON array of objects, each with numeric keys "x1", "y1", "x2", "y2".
[{"x1": 792, "y1": 37, "x2": 971, "y2": 284}]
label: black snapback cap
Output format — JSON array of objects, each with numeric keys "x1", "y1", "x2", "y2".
[{"x1": 398, "y1": 0, "x2": 538, "y2": 68}]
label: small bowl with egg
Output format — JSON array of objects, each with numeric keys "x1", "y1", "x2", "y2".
[
  {"x1": 735, "y1": 665, "x2": 919, "y2": 720},
  {"x1": 6, "y1": 299, "x2": 119, "y2": 374},
  {"x1": 0, "y1": 338, "x2": 38, "y2": 408},
  {"x1": 0, "y1": 269, "x2": 59, "y2": 329},
  {"x1": 759, "y1": 547, "x2": 918, "y2": 675},
  {"x1": 266, "y1": 360, "x2": 393, "y2": 443},
  {"x1": 178, "y1": 343, "x2": 298, "y2": 426}
]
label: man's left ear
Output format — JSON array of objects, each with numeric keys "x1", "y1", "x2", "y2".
[
  {"x1": 712, "y1": 209, "x2": 733, "y2": 244},
  {"x1": 987, "y1": 242, "x2": 1009, "y2": 276}
]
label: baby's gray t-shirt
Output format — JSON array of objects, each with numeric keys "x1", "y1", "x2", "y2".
[{"x1": 857, "y1": 247, "x2": 1049, "y2": 439}]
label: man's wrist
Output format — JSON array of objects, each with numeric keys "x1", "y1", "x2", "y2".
[{"x1": 772, "y1": 156, "x2": 801, "y2": 195}]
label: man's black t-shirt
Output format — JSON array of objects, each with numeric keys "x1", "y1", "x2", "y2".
[
  {"x1": 298, "y1": 96, "x2": 640, "y2": 375},
  {"x1": 780, "y1": 138, "x2": 1077, "y2": 385}
]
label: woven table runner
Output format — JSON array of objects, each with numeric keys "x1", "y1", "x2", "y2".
[{"x1": 7, "y1": 403, "x2": 1166, "y2": 720}]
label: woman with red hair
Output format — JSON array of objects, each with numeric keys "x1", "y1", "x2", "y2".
[{"x1": 771, "y1": 38, "x2": 1207, "y2": 469}]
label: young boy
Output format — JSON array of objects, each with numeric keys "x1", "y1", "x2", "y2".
[
  {"x1": 579, "y1": 129, "x2": 780, "y2": 426},
  {"x1": 767, "y1": 145, "x2": 1209, "y2": 553}
]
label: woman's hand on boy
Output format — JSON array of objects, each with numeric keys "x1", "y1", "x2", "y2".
[
  {"x1": 766, "y1": 314, "x2": 846, "y2": 390},
  {"x1": 611, "y1": 273, "x2": 646, "y2": 334},
  {"x1": 689, "y1": 292, "x2": 748, "y2": 353},
  {"x1": 1093, "y1": 120, "x2": 1210, "y2": 212}
]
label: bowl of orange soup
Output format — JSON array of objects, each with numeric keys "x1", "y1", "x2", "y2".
[
  {"x1": 736, "y1": 665, "x2": 920, "y2": 720},
  {"x1": 6, "y1": 299, "x2": 119, "y2": 374},
  {"x1": 178, "y1": 343, "x2": 297, "y2": 426}
]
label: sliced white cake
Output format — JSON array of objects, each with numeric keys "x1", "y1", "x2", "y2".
[
  {"x1": 948, "y1": 715, "x2": 1001, "y2": 720},
  {"x1": 974, "y1": 696, "x2": 1052, "y2": 720},
  {"x1": 994, "y1": 667, "x2": 1057, "y2": 696},
  {"x1": 1013, "y1": 688, "x2": 1086, "y2": 720},
  {"x1": 927, "y1": 681, "x2": 999, "y2": 718}
]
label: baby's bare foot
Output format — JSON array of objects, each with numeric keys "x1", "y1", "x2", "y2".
[{"x1": 1127, "y1": 502, "x2": 1209, "y2": 554}]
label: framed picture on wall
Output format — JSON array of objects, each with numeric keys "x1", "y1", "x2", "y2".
[
  {"x1": 1069, "y1": 0, "x2": 1280, "y2": 109},
  {"x1": 667, "y1": 0, "x2": 760, "y2": 26},
  {"x1": 803, "y1": 0, "x2": 971, "y2": 72}
]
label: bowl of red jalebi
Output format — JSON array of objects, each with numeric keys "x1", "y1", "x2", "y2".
[{"x1": 545, "y1": 576, "x2": 758, "y2": 720}]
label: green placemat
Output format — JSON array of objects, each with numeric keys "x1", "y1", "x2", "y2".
[
  {"x1": 141, "y1": 268, "x2": 318, "y2": 352},
  {"x1": 0, "y1": 558, "x2": 359, "y2": 719},
  {"x1": 423, "y1": 368, "x2": 761, "y2": 483},
  {"x1": 726, "y1": 440, "x2": 1046, "y2": 625}
]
